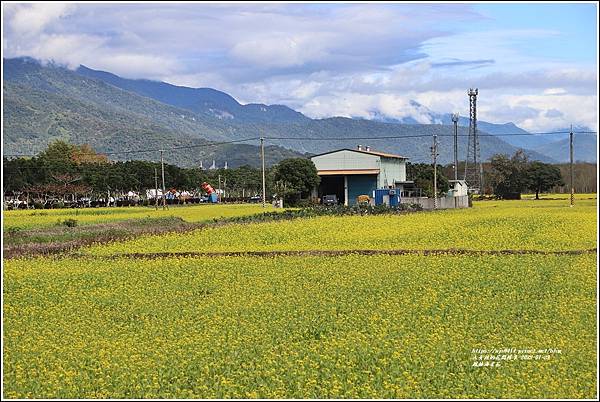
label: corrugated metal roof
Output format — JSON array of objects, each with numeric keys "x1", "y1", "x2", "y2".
[
  {"x1": 359, "y1": 149, "x2": 408, "y2": 159},
  {"x1": 318, "y1": 169, "x2": 380, "y2": 176},
  {"x1": 310, "y1": 148, "x2": 408, "y2": 159}
]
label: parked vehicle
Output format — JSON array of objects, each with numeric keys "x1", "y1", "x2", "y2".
[{"x1": 322, "y1": 194, "x2": 338, "y2": 206}]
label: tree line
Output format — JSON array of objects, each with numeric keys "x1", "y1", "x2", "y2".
[
  {"x1": 410, "y1": 150, "x2": 594, "y2": 199},
  {"x1": 3, "y1": 141, "x2": 262, "y2": 201},
  {"x1": 2, "y1": 140, "x2": 320, "y2": 206},
  {"x1": 2, "y1": 141, "x2": 596, "y2": 207}
]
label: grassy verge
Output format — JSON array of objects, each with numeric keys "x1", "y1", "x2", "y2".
[
  {"x1": 3, "y1": 216, "x2": 202, "y2": 259},
  {"x1": 3, "y1": 205, "x2": 422, "y2": 259},
  {"x1": 2, "y1": 203, "x2": 277, "y2": 230}
]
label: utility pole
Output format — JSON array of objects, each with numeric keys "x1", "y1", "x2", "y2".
[
  {"x1": 431, "y1": 134, "x2": 438, "y2": 209},
  {"x1": 570, "y1": 125, "x2": 574, "y2": 207},
  {"x1": 160, "y1": 150, "x2": 167, "y2": 210},
  {"x1": 154, "y1": 167, "x2": 159, "y2": 210},
  {"x1": 451, "y1": 113, "x2": 459, "y2": 181},
  {"x1": 218, "y1": 174, "x2": 222, "y2": 203},
  {"x1": 260, "y1": 137, "x2": 266, "y2": 208}
]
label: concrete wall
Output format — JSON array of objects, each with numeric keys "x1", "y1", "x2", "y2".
[
  {"x1": 311, "y1": 150, "x2": 379, "y2": 170},
  {"x1": 401, "y1": 195, "x2": 469, "y2": 210}
]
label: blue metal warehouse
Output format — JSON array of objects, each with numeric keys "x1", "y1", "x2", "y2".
[{"x1": 310, "y1": 145, "x2": 414, "y2": 206}]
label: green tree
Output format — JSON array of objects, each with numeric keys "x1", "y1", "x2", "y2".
[
  {"x1": 527, "y1": 161, "x2": 564, "y2": 199},
  {"x1": 406, "y1": 163, "x2": 449, "y2": 197},
  {"x1": 37, "y1": 140, "x2": 78, "y2": 175},
  {"x1": 272, "y1": 158, "x2": 320, "y2": 205},
  {"x1": 488, "y1": 150, "x2": 530, "y2": 199}
]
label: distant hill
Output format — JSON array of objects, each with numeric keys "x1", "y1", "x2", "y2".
[
  {"x1": 4, "y1": 57, "x2": 561, "y2": 167},
  {"x1": 366, "y1": 101, "x2": 564, "y2": 151},
  {"x1": 76, "y1": 65, "x2": 309, "y2": 124},
  {"x1": 533, "y1": 133, "x2": 598, "y2": 163},
  {"x1": 3, "y1": 58, "x2": 304, "y2": 167}
]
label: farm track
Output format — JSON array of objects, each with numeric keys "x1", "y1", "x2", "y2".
[
  {"x1": 2, "y1": 217, "x2": 205, "y2": 259},
  {"x1": 81, "y1": 248, "x2": 598, "y2": 259},
  {"x1": 2, "y1": 209, "x2": 418, "y2": 259}
]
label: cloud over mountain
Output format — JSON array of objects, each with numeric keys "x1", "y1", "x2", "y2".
[{"x1": 2, "y1": 3, "x2": 597, "y2": 132}]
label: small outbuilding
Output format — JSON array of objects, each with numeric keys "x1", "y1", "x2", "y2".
[
  {"x1": 310, "y1": 145, "x2": 413, "y2": 206},
  {"x1": 448, "y1": 180, "x2": 468, "y2": 197}
]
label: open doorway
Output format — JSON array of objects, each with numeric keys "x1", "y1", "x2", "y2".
[{"x1": 318, "y1": 175, "x2": 345, "y2": 205}]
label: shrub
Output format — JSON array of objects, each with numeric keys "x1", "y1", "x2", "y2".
[
  {"x1": 295, "y1": 198, "x2": 317, "y2": 208},
  {"x1": 6, "y1": 226, "x2": 22, "y2": 235},
  {"x1": 223, "y1": 203, "x2": 424, "y2": 225},
  {"x1": 58, "y1": 218, "x2": 78, "y2": 228}
]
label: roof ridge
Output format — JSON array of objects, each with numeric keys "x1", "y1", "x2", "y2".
[{"x1": 311, "y1": 148, "x2": 408, "y2": 159}]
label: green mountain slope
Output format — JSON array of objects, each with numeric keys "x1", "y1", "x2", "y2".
[
  {"x1": 72, "y1": 62, "x2": 555, "y2": 163},
  {"x1": 3, "y1": 58, "x2": 303, "y2": 167},
  {"x1": 533, "y1": 134, "x2": 598, "y2": 163},
  {"x1": 4, "y1": 57, "x2": 556, "y2": 165},
  {"x1": 76, "y1": 65, "x2": 309, "y2": 124}
]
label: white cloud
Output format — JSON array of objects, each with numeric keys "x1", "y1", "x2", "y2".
[
  {"x1": 24, "y1": 33, "x2": 106, "y2": 68},
  {"x1": 489, "y1": 93, "x2": 598, "y2": 131},
  {"x1": 7, "y1": 3, "x2": 74, "y2": 37},
  {"x1": 229, "y1": 34, "x2": 331, "y2": 69},
  {"x1": 543, "y1": 88, "x2": 567, "y2": 95},
  {"x1": 2, "y1": 3, "x2": 597, "y2": 132}
]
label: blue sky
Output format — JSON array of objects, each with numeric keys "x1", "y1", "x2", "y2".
[
  {"x1": 2, "y1": 2, "x2": 598, "y2": 131},
  {"x1": 472, "y1": 3, "x2": 597, "y2": 62}
]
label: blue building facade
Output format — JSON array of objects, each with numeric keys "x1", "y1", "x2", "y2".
[{"x1": 310, "y1": 146, "x2": 412, "y2": 206}]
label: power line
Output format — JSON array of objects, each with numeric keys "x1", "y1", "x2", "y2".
[
  {"x1": 2, "y1": 137, "x2": 261, "y2": 158},
  {"x1": 264, "y1": 131, "x2": 597, "y2": 141},
  {"x1": 2, "y1": 131, "x2": 597, "y2": 159}
]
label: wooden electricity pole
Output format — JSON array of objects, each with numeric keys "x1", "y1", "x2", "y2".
[
  {"x1": 218, "y1": 174, "x2": 222, "y2": 203},
  {"x1": 260, "y1": 137, "x2": 266, "y2": 208},
  {"x1": 451, "y1": 113, "x2": 459, "y2": 181},
  {"x1": 570, "y1": 126, "x2": 574, "y2": 207},
  {"x1": 154, "y1": 167, "x2": 159, "y2": 210},
  {"x1": 160, "y1": 150, "x2": 167, "y2": 210},
  {"x1": 431, "y1": 134, "x2": 438, "y2": 209}
]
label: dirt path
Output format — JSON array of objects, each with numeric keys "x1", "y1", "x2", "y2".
[
  {"x1": 80, "y1": 248, "x2": 597, "y2": 259},
  {"x1": 2, "y1": 217, "x2": 205, "y2": 259}
]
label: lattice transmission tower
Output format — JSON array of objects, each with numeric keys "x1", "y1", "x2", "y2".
[{"x1": 463, "y1": 88, "x2": 482, "y2": 193}]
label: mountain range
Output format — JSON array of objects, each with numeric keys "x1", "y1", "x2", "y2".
[{"x1": 3, "y1": 57, "x2": 596, "y2": 167}]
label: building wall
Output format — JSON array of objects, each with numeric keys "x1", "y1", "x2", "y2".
[
  {"x1": 312, "y1": 151, "x2": 408, "y2": 203},
  {"x1": 311, "y1": 150, "x2": 380, "y2": 170},
  {"x1": 379, "y1": 157, "x2": 407, "y2": 188},
  {"x1": 347, "y1": 175, "x2": 378, "y2": 205}
]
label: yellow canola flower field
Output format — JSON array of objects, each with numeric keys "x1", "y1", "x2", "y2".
[
  {"x1": 3, "y1": 195, "x2": 597, "y2": 398},
  {"x1": 82, "y1": 197, "x2": 597, "y2": 256},
  {"x1": 2, "y1": 203, "x2": 277, "y2": 230},
  {"x1": 3, "y1": 254, "x2": 596, "y2": 399}
]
